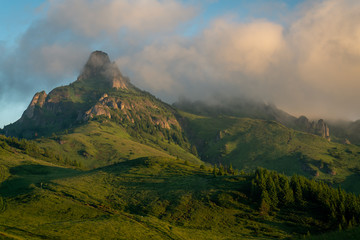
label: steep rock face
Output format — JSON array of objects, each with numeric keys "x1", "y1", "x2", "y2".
[
  {"x1": 77, "y1": 51, "x2": 128, "y2": 90},
  {"x1": 82, "y1": 93, "x2": 177, "y2": 130},
  {"x1": 315, "y1": 119, "x2": 330, "y2": 139},
  {"x1": 83, "y1": 104, "x2": 112, "y2": 120},
  {"x1": 22, "y1": 91, "x2": 47, "y2": 119},
  {"x1": 295, "y1": 116, "x2": 330, "y2": 140},
  {"x1": 82, "y1": 93, "x2": 119, "y2": 120}
]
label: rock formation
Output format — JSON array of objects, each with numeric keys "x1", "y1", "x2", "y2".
[
  {"x1": 77, "y1": 50, "x2": 129, "y2": 89},
  {"x1": 4, "y1": 51, "x2": 181, "y2": 138},
  {"x1": 22, "y1": 91, "x2": 47, "y2": 119},
  {"x1": 315, "y1": 119, "x2": 330, "y2": 140},
  {"x1": 295, "y1": 116, "x2": 330, "y2": 140}
]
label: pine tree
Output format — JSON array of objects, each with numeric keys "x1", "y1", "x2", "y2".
[
  {"x1": 259, "y1": 190, "x2": 271, "y2": 215},
  {"x1": 218, "y1": 164, "x2": 225, "y2": 176},
  {"x1": 291, "y1": 175, "x2": 304, "y2": 205},
  {"x1": 213, "y1": 164, "x2": 218, "y2": 177},
  {"x1": 191, "y1": 145, "x2": 198, "y2": 156},
  {"x1": 228, "y1": 164, "x2": 234, "y2": 175},
  {"x1": 281, "y1": 179, "x2": 294, "y2": 206},
  {"x1": 267, "y1": 177, "x2": 278, "y2": 208}
]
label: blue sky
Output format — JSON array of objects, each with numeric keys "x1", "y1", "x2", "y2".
[
  {"x1": 1, "y1": 0, "x2": 360, "y2": 128},
  {"x1": 0, "y1": 1, "x2": 44, "y2": 46},
  {"x1": 0, "y1": 0, "x2": 305, "y2": 48}
]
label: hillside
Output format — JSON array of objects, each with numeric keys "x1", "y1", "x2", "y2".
[
  {"x1": 180, "y1": 112, "x2": 360, "y2": 192},
  {"x1": 35, "y1": 120, "x2": 202, "y2": 169},
  {"x1": 304, "y1": 226, "x2": 360, "y2": 240},
  {"x1": 1, "y1": 50, "x2": 360, "y2": 239},
  {"x1": 1, "y1": 138, "x2": 360, "y2": 239},
  {"x1": 174, "y1": 98, "x2": 331, "y2": 141}
]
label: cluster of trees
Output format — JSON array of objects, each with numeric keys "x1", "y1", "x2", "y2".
[
  {"x1": 251, "y1": 168, "x2": 360, "y2": 230},
  {"x1": 0, "y1": 135, "x2": 81, "y2": 168},
  {"x1": 0, "y1": 135, "x2": 42, "y2": 157},
  {"x1": 212, "y1": 163, "x2": 237, "y2": 176}
]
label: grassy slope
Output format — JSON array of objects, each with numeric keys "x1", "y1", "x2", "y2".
[
  {"x1": 0, "y1": 151, "x2": 326, "y2": 240},
  {"x1": 181, "y1": 112, "x2": 360, "y2": 191},
  {"x1": 0, "y1": 136, "x2": 358, "y2": 239},
  {"x1": 303, "y1": 226, "x2": 360, "y2": 240},
  {"x1": 36, "y1": 120, "x2": 202, "y2": 169}
]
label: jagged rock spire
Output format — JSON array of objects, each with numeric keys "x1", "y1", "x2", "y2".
[{"x1": 77, "y1": 51, "x2": 129, "y2": 89}]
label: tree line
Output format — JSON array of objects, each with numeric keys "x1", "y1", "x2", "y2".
[
  {"x1": 251, "y1": 168, "x2": 360, "y2": 231},
  {"x1": 0, "y1": 135, "x2": 81, "y2": 168}
]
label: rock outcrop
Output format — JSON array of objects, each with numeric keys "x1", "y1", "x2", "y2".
[
  {"x1": 82, "y1": 93, "x2": 176, "y2": 130},
  {"x1": 315, "y1": 119, "x2": 330, "y2": 140},
  {"x1": 77, "y1": 51, "x2": 129, "y2": 89},
  {"x1": 83, "y1": 93, "x2": 116, "y2": 120},
  {"x1": 22, "y1": 91, "x2": 47, "y2": 119},
  {"x1": 295, "y1": 116, "x2": 331, "y2": 140}
]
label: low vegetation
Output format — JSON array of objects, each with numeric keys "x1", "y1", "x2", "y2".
[{"x1": 1, "y1": 135, "x2": 360, "y2": 239}]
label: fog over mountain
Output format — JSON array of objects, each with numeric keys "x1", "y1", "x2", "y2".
[{"x1": 1, "y1": 0, "x2": 360, "y2": 127}]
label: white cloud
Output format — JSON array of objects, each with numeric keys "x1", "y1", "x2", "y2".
[
  {"x1": 47, "y1": 0, "x2": 196, "y2": 37},
  {"x1": 286, "y1": 0, "x2": 360, "y2": 118},
  {"x1": 117, "y1": 19, "x2": 286, "y2": 102},
  {"x1": 201, "y1": 20, "x2": 284, "y2": 75},
  {"x1": 0, "y1": 0, "x2": 196, "y2": 127},
  {"x1": 2, "y1": 0, "x2": 360, "y2": 128},
  {"x1": 118, "y1": 0, "x2": 360, "y2": 120}
]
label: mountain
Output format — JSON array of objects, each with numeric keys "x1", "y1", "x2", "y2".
[
  {"x1": 2, "y1": 50, "x2": 360, "y2": 239},
  {"x1": 174, "y1": 98, "x2": 331, "y2": 140},
  {"x1": 4, "y1": 51, "x2": 182, "y2": 142},
  {"x1": 2, "y1": 51, "x2": 202, "y2": 168},
  {"x1": 178, "y1": 111, "x2": 360, "y2": 189},
  {"x1": 2, "y1": 51, "x2": 359, "y2": 181}
]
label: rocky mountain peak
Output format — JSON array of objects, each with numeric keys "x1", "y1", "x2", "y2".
[
  {"x1": 22, "y1": 91, "x2": 47, "y2": 119},
  {"x1": 77, "y1": 50, "x2": 129, "y2": 89},
  {"x1": 83, "y1": 51, "x2": 111, "y2": 71}
]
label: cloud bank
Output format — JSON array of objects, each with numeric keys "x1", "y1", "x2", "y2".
[
  {"x1": 1, "y1": 0, "x2": 360, "y2": 127},
  {"x1": 120, "y1": 0, "x2": 360, "y2": 120}
]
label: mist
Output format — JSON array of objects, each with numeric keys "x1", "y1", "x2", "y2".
[{"x1": 1, "y1": 0, "x2": 360, "y2": 127}]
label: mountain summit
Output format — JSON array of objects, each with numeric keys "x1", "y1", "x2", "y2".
[
  {"x1": 77, "y1": 51, "x2": 129, "y2": 89},
  {"x1": 3, "y1": 51, "x2": 185, "y2": 142}
]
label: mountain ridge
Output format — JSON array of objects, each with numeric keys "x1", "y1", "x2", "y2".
[{"x1": 174, "y1": 98, "x2": 332, "y2": 141}]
